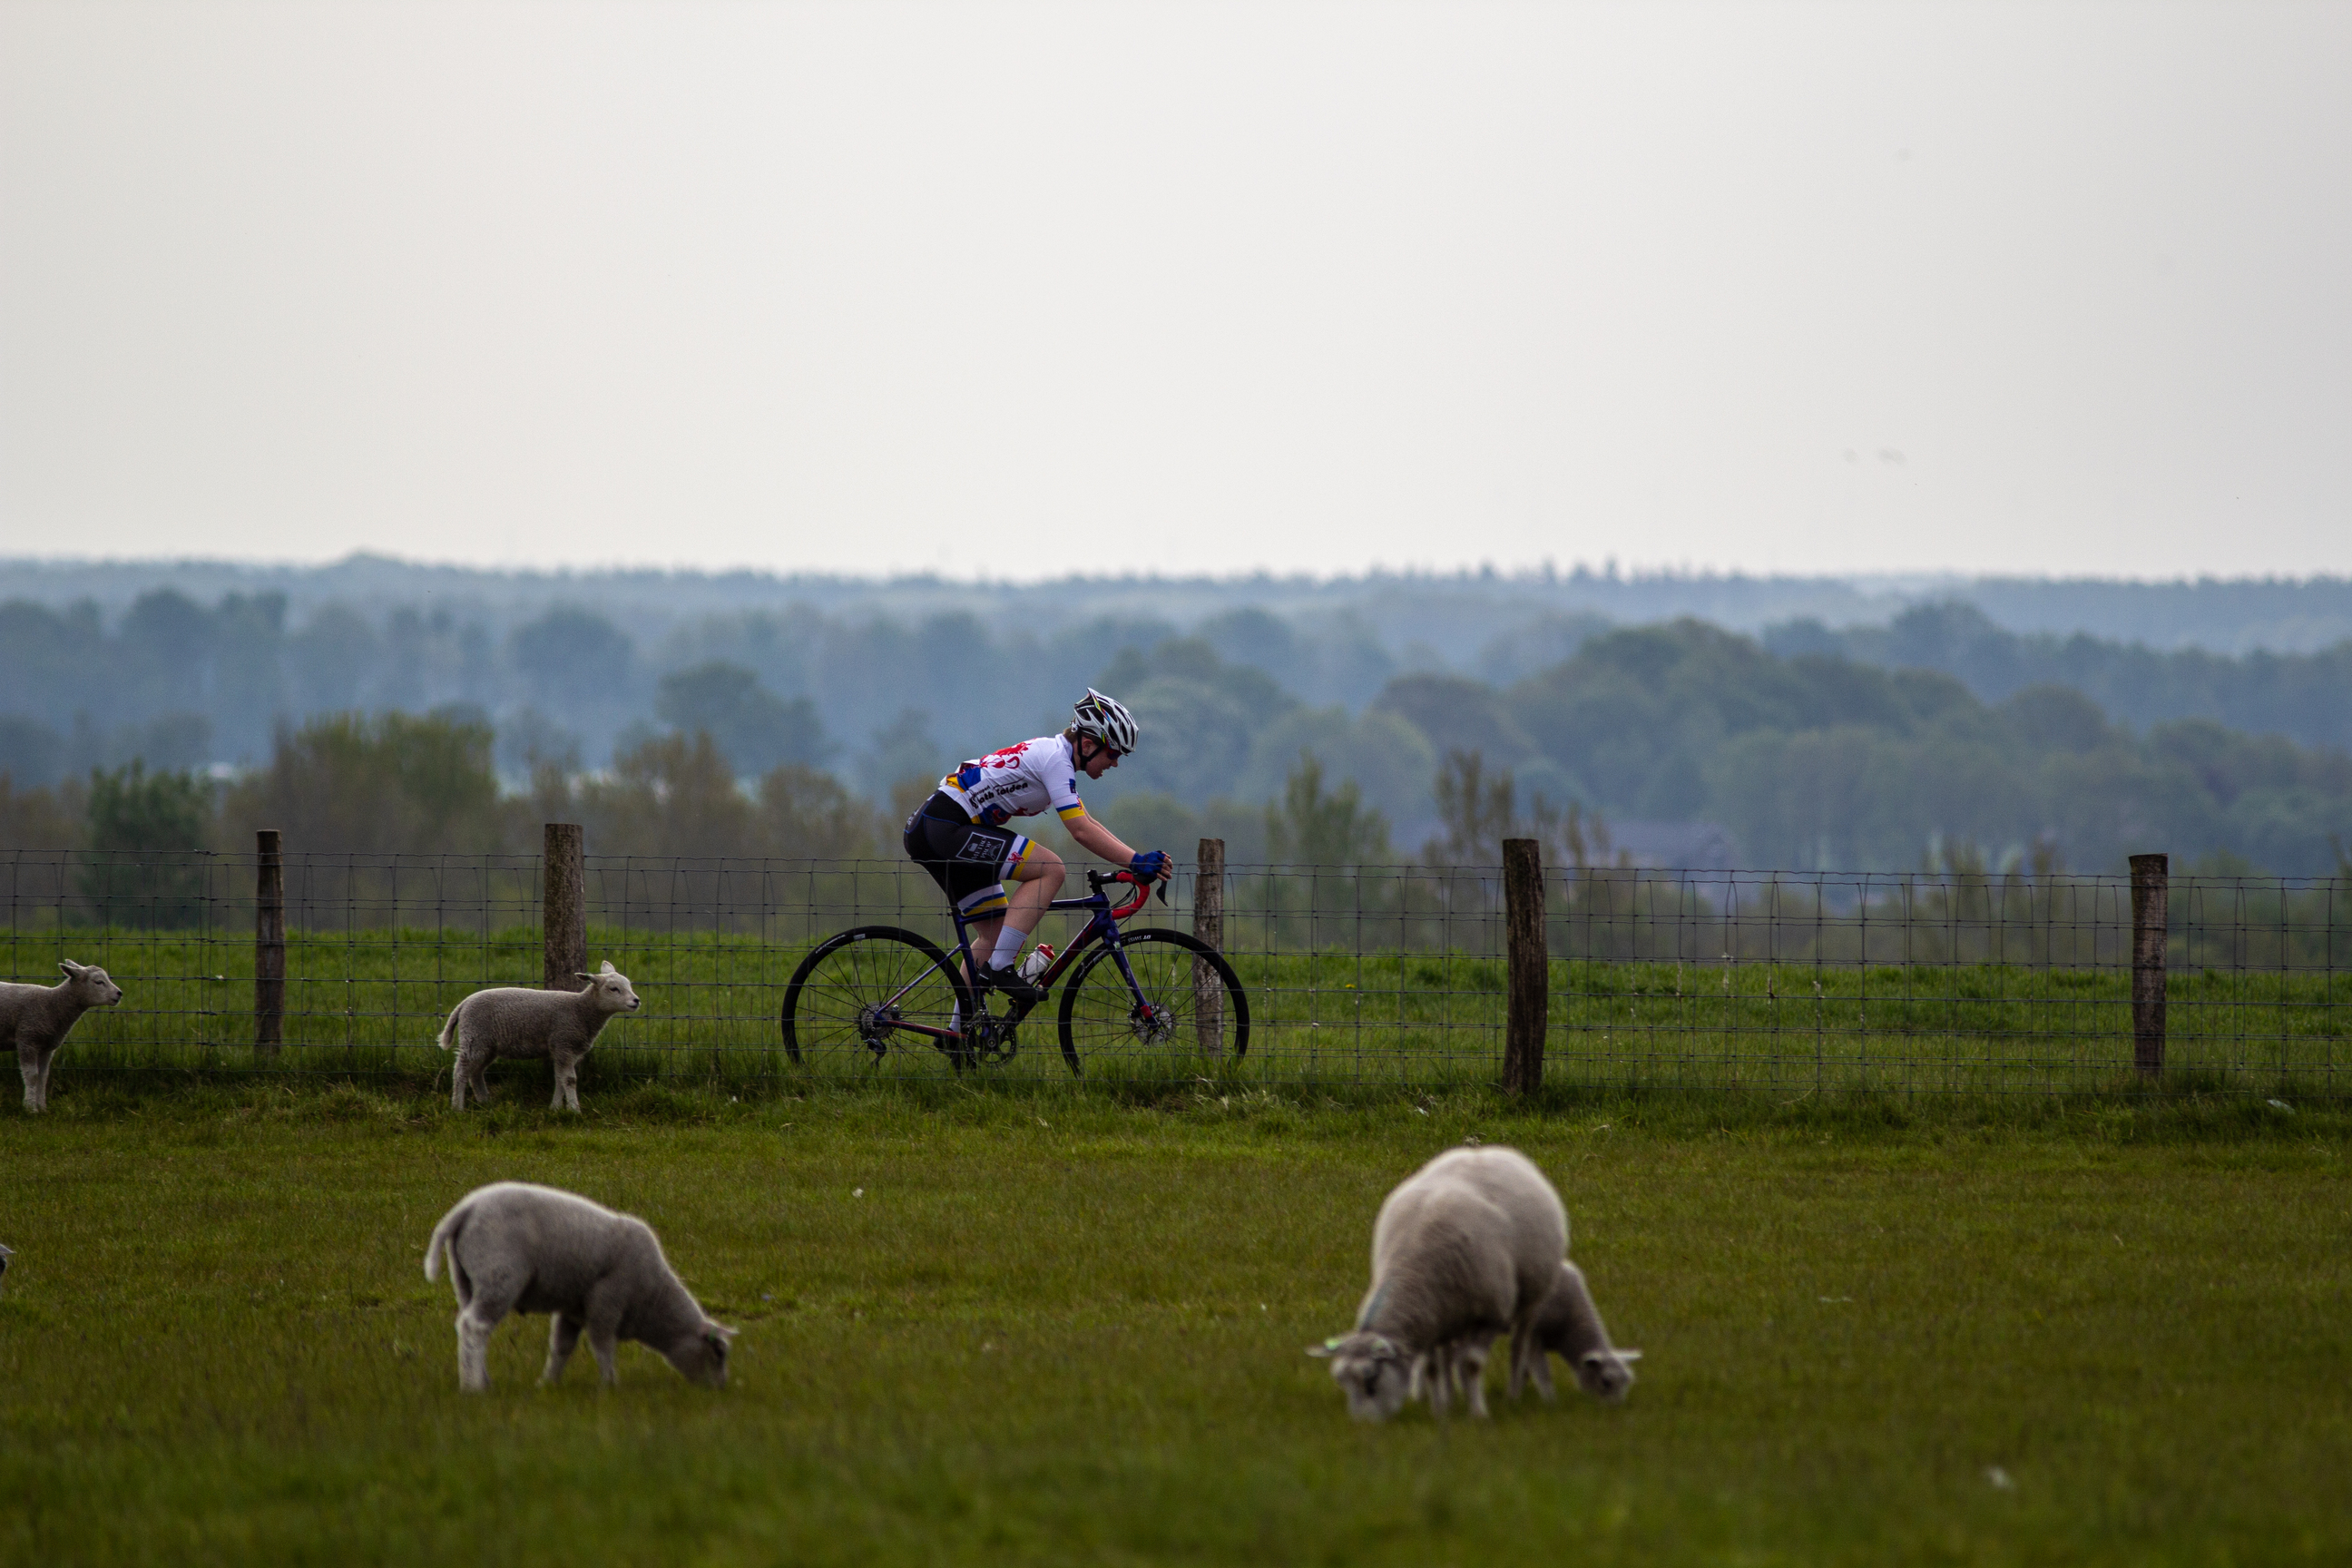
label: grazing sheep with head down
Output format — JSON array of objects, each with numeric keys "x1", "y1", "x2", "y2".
[
  {"x1": 423, "y1": 1181, "x2": 735, "y2": 1391},
  {"x1": 4, "y1": 960, "x2": 123, "y2": 1112},
  {"x1": 1310, "y1": 1145, "x2": 1567, "y2": 1419},
  {"x1": 436, "y1": 960, "x2": 639, "y2": 1112}
]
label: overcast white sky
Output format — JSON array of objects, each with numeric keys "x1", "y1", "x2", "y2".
[{"x1": 3, "y1": 1, "x2": 2347, "y2": 581}]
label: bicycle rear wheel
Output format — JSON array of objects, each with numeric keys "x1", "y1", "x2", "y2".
[
  {"x1": 1056, "y1": 928, "x2": 1249, "y2": 1075},
  {"x1": 781, "y1": 926, "x2": 973, "y2": 1067}
]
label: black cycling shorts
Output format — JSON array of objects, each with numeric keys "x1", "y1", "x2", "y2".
[{"x1": 903, "y1": 794, "x2": 1033, "y2": 921}]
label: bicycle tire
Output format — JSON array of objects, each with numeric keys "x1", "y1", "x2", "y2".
[
  {"x1": 780, "y1": 926, "x2": 974, "y2": 1067},
  {"x1": 1055, "y1": 928, "x2": 1250, "y2": 1075}
]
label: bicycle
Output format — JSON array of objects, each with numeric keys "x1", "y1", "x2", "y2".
[{"x1": 779, "y1": 868, "x2": 1249, "y2": 1074}]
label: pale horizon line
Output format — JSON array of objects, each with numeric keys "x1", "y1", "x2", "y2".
[{"x1": 5, "y1": 548, "x2": 2348, "y2": 593}]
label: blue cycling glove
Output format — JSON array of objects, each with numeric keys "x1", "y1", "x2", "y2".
[{"x1": 1131, "y1": 849, "x2": 1171, "y2": 880}]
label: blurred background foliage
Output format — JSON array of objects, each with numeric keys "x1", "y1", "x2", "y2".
[{"x1": 4, "y1": 565, "x2": 2352, "y2": 874}]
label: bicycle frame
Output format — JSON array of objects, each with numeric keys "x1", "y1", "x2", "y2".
[{"x1": 874, "y1": 870, "x2": 1161, "y2": 1050}]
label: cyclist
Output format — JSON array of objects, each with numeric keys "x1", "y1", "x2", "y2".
[{"x1": 903, "y1": 688, "x2": 1172, "y2": 1005}]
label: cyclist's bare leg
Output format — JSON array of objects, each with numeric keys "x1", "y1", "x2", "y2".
[{"x1": 967, "y1": 846, "x2": 1066, "y2": 979}]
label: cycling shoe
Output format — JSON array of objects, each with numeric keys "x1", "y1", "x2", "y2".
[{"x1": 975, "y1": 962, "x2": 1044, "y2": 1007}]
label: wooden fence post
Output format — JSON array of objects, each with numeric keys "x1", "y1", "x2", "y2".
[
  {"x1": 254, "y1": 829, "x2": 285, "y2": 1061},
  {"x1": 1503, "y1": 838, "x2": 1546, "y2": 1095},
  {"x1": 2130, "y1": 852, "x2": 2168, "y2": 1076},
  {"x1": 544, "y1": 823, "x2": 586, "y2": 991},
  {"x1": 1193, "y1": 838, "x2": 1226, "y2": 1057}
]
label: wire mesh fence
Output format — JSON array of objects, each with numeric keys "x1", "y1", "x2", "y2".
[{"x1": 4, "y1": 848, "x2": 2347, "y2": 1097}]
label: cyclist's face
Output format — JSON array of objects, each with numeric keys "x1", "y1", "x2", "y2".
[{"x1": 1080, "y1": 739, "x2": 1122, "y2": 779}]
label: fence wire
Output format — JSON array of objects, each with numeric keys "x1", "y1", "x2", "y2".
[{"x1": 4, "y1": 851, "x2": 2347, "y2": 1097}]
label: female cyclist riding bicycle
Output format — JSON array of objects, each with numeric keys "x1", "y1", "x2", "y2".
[{"x1": 901, "y1": 688, "x2": 1172, "y2": 1005}]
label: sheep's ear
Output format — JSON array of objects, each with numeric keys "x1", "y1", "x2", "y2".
[
  {"x1": 58, "y1": 960, "x2": 83, "y2": 977},
  {"x1": 710, "y1": 1322, "x2": 739, "y2": 1340},
  {"x1": 574, "y1": 973, "x2": 595, "y2": 984},
  {"x1": 598, "y1": 960, "x2": 616, "y2": 975},
  {"x1": 1306, "y1": 1339, "x2": 1341, "y2": 1358},
  {"x1": 1615, "y1": 1349, "x2": 1642, "y2": 1362}
]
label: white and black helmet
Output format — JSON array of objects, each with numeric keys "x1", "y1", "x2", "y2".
[{"x1": 1070, "y1": 688, "x2": 1139, "y2": 755}]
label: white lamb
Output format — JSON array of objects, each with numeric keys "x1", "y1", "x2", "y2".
[
  {"x1": 4, "y1": 960, "x2": 124, "y2": 1112},
  {"x1": 1309, "y1": 1145, "x2": 1568, "y2": 1420},
  {"x1": 423, "y1": 1181, "x2": 735, "y2": 1391},
  {"x1": 435, "y1": 961, "x2": 639, "y2": 1112},
  {"x1": 1520, "y1": 1258, "x2": 1642, "y2": 1404}
]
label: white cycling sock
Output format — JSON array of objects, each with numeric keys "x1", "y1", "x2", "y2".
[{"x1": 988, "y1": 926, "x2": 1025, "y2": 969}]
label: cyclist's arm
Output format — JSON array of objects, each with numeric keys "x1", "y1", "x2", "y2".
[{"x1": 1066, "y1": 812, "x2": 1146, "y2": 869}]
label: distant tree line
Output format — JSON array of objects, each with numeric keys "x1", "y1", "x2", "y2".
[
  {"x1": 1766, "y1": 601, "x2": 2352, "y2": 752},
  {"x1": 1068, "y1": 619, "x2": 2352, "y2": 876},
  {"x1": 5, "y1": 591, "x2": 2352, "y2": 877}
]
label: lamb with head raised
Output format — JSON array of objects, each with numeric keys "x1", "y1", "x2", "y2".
[
  {"x1": 1309, "y1": 1145, "x2": 1567, "y2": 1419},
  {"x1": 435, "y1": 960, "x2": 639, "y2": 1112},
  {"x1": 423, "y1": 1181, "x2": 735, "y2": 1391},
  {"x1": 1520, "y1": 1258, "x2": 1642, "y2": 1404},
  {"x1": 4, "y1": 960, "x2": 124, "y2": 1112}
]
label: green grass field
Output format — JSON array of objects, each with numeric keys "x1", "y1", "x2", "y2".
[
  {"x1": 4, "y1": 1081, "x2": 2348, "y2": 1565},
  {"x1": 8, "y1": 922, "x2": 2347, "y2": 1095}
]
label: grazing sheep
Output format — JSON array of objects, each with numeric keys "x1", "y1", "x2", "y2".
[
  {"x1": 1520, "y1": 1259, "x2": 1642, "y2": 1404},
  {"x1": 1309, "y1": 1145, "x2": 1567, "y2": 1420},
  {"x1": 423, "y1": 1181, "x2": 735, "y2": 1391},
  {"x1": 435, "y1": 961, "x2": 639, "y2": 1112},
  {"x1": 4, "y1": 960, "x2": 124, "y2": 1112}
]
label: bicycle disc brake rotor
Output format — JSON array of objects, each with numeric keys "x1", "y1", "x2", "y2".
[{"x1": 1130, "y1": 1002, "x2": 1177, "y2": 1045}]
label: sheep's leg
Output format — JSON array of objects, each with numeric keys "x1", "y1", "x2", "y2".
[
  {"x1": 543, "y1": 1314, "x2": 583, "y2": 1384},
  {"x1": 1457, "y1": 1339, "x2": 1494, "y2": 1419},
  {"x1": 550, "y1": 1054, "x2": 578, "y2": 1112},
  {"x1": 27, "y1": 1043, "x2": 54, "y2": 1114},
  {"x1": 587, "y1": 1327, "x2": 620, "y2": 1387},
  {"x1": 583, "y1": 1281, "x2": 625, "y2": 1387},
  {"x1": 1507, "y1": 1330, "x2": 1540, "y2": 1401},
  {"x1": 451, "y1": 1256, "x2": 521, "y2": 1391},
  {"x1": 1423, "y1": 1348, "x2": 1450, "y2": 1417},
  {"x1": 1526, "y1": 1348, "x2": 1559, "y2": 1403},
  {"x1": 1448, "y1": 1345, "x2": 1475, "y2": 1412},
  {"x1": 16, "y1": 1034, "x2": 40, "y2": 1113},
  {"x1": 451, "y1": 1041, "x2": 492, "y2": 1111},
  {"x1": 456, "y1": 1309, "x2": 500, "y2": 1391}
]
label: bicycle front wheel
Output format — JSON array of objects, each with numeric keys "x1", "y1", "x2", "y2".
[
  {"x1": 1056, "y1": 928, "x2": 1250, "y2": 1075},
  {"x1": 781, "y1": 926, "x2": 973, "y2": 1067}
]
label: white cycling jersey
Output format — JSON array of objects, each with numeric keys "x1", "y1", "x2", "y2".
[{"x1": 937, "y1": 734, "x2": 1091, "y2": 828}]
